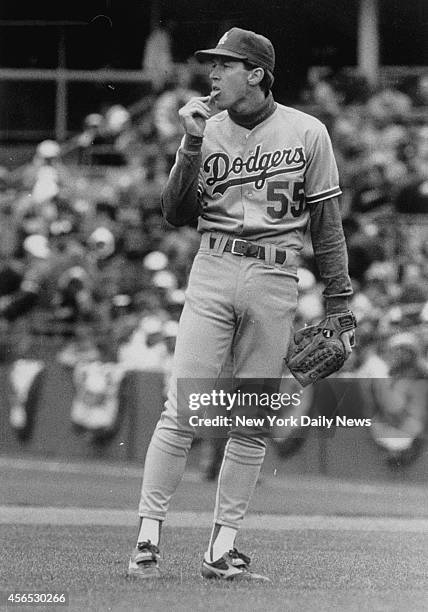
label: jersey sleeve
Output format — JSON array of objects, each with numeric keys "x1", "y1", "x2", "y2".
[
  {"x1": 304, "y1": 124, "x2": 342, "y2": 205},
  {"x1": 161, "y1": 134, "x2": 204, "y2": 226}
]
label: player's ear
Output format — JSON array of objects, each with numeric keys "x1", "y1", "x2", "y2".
[{"x1": 247, "y1": 67, "x2": 264, "y2": 87}]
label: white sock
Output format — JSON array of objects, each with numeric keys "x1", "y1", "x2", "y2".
[
  {"x1": 137, "y1": 518, "x2": 160, "y2": 546},
  {"x1": 205, "y1": 525, "x2": 237, "y2": 562}
]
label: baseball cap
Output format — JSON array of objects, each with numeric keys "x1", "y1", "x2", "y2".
[{"x1": 195, "y1": 28, "x2": 275, "y2": 74}]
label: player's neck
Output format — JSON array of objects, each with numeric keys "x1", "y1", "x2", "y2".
[{"x1": 228, "y1": 91, "x2": 275, "y2": 130}]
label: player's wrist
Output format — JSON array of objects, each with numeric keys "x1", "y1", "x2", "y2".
[
  {"x1": 324, "y1": 296, "x2": 350, "y2": 316},
  {"x1": 183, "y1": 133, "x2": 203, "y2": 152}
]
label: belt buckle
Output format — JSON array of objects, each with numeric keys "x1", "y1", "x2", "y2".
[{"x1": 231, "y1": 239, "x2": 248, "y2": 256}]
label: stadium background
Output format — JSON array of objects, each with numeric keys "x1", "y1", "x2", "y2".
[
  {"x1": 0, "y1": 0, "x2": 427, "y2": 476},
  {"x1": 0, "y1": 3, "x2": 427, "y2": 610}
]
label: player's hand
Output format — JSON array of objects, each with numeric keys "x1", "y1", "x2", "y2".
[
  {"x1": 178, "y1": 92, "x2": 219, "y2": 137},
  {"x1": 341, "y1": 330, "x2": 355, "y2": 358}
]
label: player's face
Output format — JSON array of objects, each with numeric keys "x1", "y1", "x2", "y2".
[{"x1": 209, "y1": 58, "x2": 252, "y2": 111}]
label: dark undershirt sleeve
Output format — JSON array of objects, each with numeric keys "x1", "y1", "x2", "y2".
[
  {"x1": 309, "y1": 196, "x2": 353, "y2": 315},
  {"x1": 161, "y1": 134, "x2": 203, "y2": 227}
]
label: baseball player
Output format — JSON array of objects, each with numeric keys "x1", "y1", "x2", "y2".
[{"x1": 128, "y1": 27, "x2": 355, "y2": 582}]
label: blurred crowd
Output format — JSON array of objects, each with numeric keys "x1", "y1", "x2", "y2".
[
  {"x1": 0, "y1": 64, "x2": 427, "y2": 390},
  {"x1": 299, "y1": 68, "x2": 428, "y2": 379}
]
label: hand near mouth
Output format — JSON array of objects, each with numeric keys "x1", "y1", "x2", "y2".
[
  {"x1": 178, "y1": 92, "x2": 220, "y2": 137},
  {"x1": 209, "y1": 89, "x2": 221, "y2": 105}
]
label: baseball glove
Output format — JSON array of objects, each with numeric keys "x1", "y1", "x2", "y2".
[{"x1": 285, "y1": 311, "x2": 357, "y2": 387}]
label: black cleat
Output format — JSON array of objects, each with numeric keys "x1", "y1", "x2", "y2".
[{"x1": 201, "y1": 548, "x2": 271, "y2": 582}]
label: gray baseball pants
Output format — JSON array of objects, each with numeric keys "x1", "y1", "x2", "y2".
[{"x1": 138, "y1": 231, "x2": 298, "y2": 528}]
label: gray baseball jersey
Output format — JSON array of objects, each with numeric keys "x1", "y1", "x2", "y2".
[{"x1": 195, "y1": 104, "x2": 341, "y2": 248}]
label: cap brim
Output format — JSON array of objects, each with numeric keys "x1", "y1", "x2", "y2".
[{"x1": 194, "y1": 48, "x2": 248, "y2": 62}]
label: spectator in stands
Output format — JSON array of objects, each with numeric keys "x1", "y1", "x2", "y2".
[
  {"x1": 366, "y1": 85, "x2": 412, "y2": 124},
  {"x1": 350, "y1": 320, "x2": 389, "y2": 378},
  {"x1": 385, "y1": 332, "x2": 427, "y2": 378},
  {"x1": 367, "y1": 331, "x2": 427, "y2": 468},
  {"x1": 1, "y1": 68, "x2": 426, "y2": 383},
  {"x1": 92, "y1": 199, "x2": 120, "y2": 238},
  {"x1": 0, "y1": 234, "x2": 51, "y2": 323},
  {"x1": 350, "y1": 159, "x2": 392, "y2": 215},
  {"x1": 305, "y1": 67, "x2": 342, "y2": 125},
  {"x1": 18, "y1": 140, "x2": 72, "y2": 201},
  {"x1": 73, "y1": 113, "x2": 104, "y2": 163},
  {"x1": 118, "y1": 315, "x2": 168, "y2": 372},
  {"x1": 408, "y1": 73, "x2": 428, "y2": 107},
  {"x1": 159, "y1": 227, "x2": 200, "y2": 287},
  {"x1": 86, "y1": 106, "x2": 129, "y2": 166}
]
